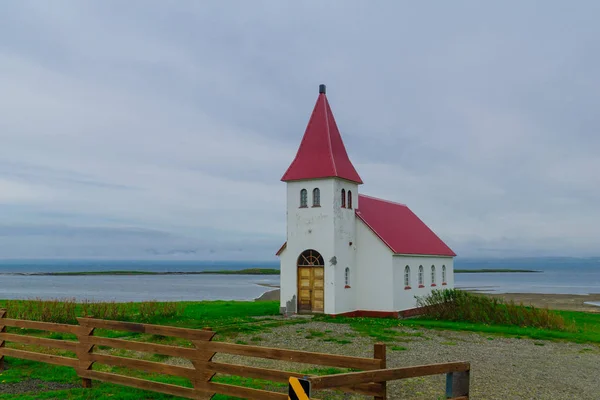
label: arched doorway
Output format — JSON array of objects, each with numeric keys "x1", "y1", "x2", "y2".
[{"x1": 297, "y1": 249, "x2": 325, "y2": 313}]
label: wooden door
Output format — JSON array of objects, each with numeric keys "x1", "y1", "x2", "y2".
[
  {"x1": 298, "y1": 267, "x2": 312, "y2": 311},
  {"x1": 297, "y1": 267, "x2": 324, "y2": 313},
  {"x1": 312, "y1": 267, "x2": 324, "y2": 312}
]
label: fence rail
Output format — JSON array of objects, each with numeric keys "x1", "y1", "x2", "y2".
[{"x1": 0, "y1": 309, "x2": 470, "y2": 399}]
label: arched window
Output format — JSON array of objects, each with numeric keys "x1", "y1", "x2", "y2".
[
  {"x1": 341, "y1": 189, "x2": 346, "y2": 208},
  {"x1": 418, "y1": 265, "x2": 424, "y2": 287},
  {"x1": 404, "y1": 265, "x2": 410, "y2": 288},
  {"x1": 345, "y1": 267, "x2": 350, "y2": 287},
  {"x1": 312, "y1": 188, "x2": 320, "y2": 207},
  {"x1": 297, "y1": 249, "x2": 324, "y2": 266},
  {"x1": 431, "y1": 265, "x2": 436, "y2": 286},
  {"x1": 442, "y1": 265, "x2": 447, "y2": 284},
  {"x1": 300, "y1": 189, "x2": 307, "y2": 208},
  {"x1": 347, "y1": 191, "x2": 353, "y2": 209}
]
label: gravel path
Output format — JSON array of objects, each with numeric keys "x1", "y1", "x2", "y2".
[
  {"x1": 212, "y1": 320, "x2": 600, "y2": 399},
  {"x1": 0, "y1": 379, "x2": 77, "y2": 394}
]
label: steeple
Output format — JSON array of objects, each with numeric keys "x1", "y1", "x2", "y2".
[{"x1": 281, "y1": 84, "x2": 363, "y2": 184}]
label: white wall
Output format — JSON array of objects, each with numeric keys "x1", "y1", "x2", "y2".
[
  {"x1": 279, "y1": 179, "x2": 337, "y2": 313},
  {"x1": 392, "y1": 255, "x2": 454, "y2": 311},
  {"x1": 355, "y1": 219, "x2": 394, "y2": 311},
  {"x1": 331, "y1": 179, "x2": 359, "y2": 314}
]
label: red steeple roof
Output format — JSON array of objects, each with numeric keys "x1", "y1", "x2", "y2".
[{"x1": 281, "y1": 85, "x2": 363, "y2": 184}]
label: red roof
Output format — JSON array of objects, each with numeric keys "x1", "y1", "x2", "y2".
[
  {"x1": 356, "y1": 194, "x2": 456, "y2": 257},
  {"x1": 281, "y1": 85, "x2": 363, "y2": 184}
]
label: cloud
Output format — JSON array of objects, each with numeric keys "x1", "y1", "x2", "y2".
[{"x1": 1, "y1": 0, "x2": 599, "y2": 259}]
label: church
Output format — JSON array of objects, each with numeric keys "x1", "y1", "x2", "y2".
[{"x1": 276, "y1": 84, "x2": 456, "y2": 317}]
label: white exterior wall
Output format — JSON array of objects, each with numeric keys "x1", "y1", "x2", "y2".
[
  {"x1": 392, "y1": 255, "x2": 454, "y2": 311},
  {"x1": 279, "y1": 179, "x2": 337, "y2": 314},
  {"x1": 331, "y1": 179, "x2": 359, "y2": 314},
  {"x1": 355, "y1": 219, "x2": 395, "y2": 311}
]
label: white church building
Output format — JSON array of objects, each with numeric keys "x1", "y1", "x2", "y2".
[{"x1": 276, "y1": 84, "x2": 456, "y2": 318}]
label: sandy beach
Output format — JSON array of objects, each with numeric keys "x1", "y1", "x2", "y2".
[{"x1": 256, "y1": 288, "x2": 600, "y2": 313}]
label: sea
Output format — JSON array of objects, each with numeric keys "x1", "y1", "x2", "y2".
[{"x1": 0, "y1": 257, "x2": 598, "y2": 302}]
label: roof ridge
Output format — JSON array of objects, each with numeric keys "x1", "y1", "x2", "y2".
[{"x1": 359, "y1": 193, "x2": 407, "y2": 207}]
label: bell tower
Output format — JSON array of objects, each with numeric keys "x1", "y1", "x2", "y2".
[{"x1": 278, "y1": 85, "x2": 362, "y2": 315}]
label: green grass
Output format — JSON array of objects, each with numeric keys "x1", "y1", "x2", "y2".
[{"x1": 318, "y1": 308, "x2": 600, "y2": 344}]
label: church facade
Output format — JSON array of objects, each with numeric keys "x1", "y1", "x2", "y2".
[{"x1": 276, "y1": 85, "x2": 456, "y2": 317}]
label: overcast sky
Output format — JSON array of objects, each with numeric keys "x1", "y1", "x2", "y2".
[{"x1": 1, "y1": 1, "x2": 599, "y2": 260}]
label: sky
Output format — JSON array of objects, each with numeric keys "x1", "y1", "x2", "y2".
[{"x1": 1, "y1": 1, "x2": 599, "y2": 260}]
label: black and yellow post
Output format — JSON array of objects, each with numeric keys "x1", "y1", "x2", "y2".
[{"x1": 288, "y1": 376, "x2": 311, "y2": 400}]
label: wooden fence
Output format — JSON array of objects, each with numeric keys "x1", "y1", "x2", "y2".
[{"x1": 0, "y1": 310, "x2": 470, "y2": 399}]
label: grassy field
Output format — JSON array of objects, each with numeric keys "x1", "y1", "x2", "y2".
[{"x1": 1, "y1": 299, "x2": 599, "y2": 399}]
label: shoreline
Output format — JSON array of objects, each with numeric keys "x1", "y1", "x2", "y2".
[
  {"x1": 1, "y1": 268, "x2": 280, "y2": 276},
  {"x1": 254, "y1": 288, "x2": 600, "y2": 312}
]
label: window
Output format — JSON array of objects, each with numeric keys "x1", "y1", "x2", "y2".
[
  {"x1": 345, "y1": 267, "x2": 350, "y2": 287},
  {"x1": 347, "y1": 190, "x2": 353, "y2": 209},
  {"x1": 404, "y1": 265, "x2": 411, "y2": 288},
  {"x1": 341, "y1": 189, "x2": 346, "y2": 208},
  {"x1": 312, "y1": 188, "x2": 320, "y2": 207},
  {"x1": 300, "y1": 189, "x2": 307, "y2": 208},
  {"x1": 442, "y1": 265, "x2": 447, "y2": 285},
  {"x1": 418, "y1": 265, "x2": 424, "y2": 287},
  {"x1": 297, "y1": 249, "x2": 324, "y2": 266},
  {"x1": 431, "y1": 265, "x2": 436, "y2": 286}
]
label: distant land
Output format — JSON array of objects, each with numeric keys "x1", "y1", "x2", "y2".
[
  {"x1": 7, "y1": 268, "x2": 280, "y2": 276},
  {"x1": 454, "y1": 269, "x2": 540, "y2": 273},
  {"x1": 3, "y1": 268, "x2": 541, "y2": 276}
]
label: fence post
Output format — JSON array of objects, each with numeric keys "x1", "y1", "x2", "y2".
[
  {"x1": 0, "y1": 309, "x2": 6, "y2": 371},
  {"x1": 76, "y1": 317, "x2": 95, "y2": 388},
  {"x1": 374, "y1": 342, "x2": 387, "y2": 400},
  {"x1": 191, "y1": 327, "x2": 216, "y2": 399},
  {"x1": 445, "y1": 369, "x2": 470, "y2": 399}
]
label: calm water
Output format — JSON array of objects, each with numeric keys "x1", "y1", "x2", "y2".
[
  {"x1": 0, "y1": 257, "x2": 598, "y2": 301},
  {"x1": 454, "y1": 257, "x2": 600, "y2": 295},
  {"x1": 0, "y1": 260, "x2": 281, "y2": 301}
]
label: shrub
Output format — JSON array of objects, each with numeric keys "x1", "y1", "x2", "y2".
[
  {"x1": 5, "y1": 298, "x2": 78, "y2": 324},
  {"x1": 415, "y1": 289, "x2": 570, "y2": 331},
  {"x1": 3, "y1": 299, "x2": 186, "y2": 324}
]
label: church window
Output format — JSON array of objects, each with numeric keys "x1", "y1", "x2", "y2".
[
  {"x1": 418, "y1": 265, "x2": 424, "y2": 287},
  {"x1": 300, "y1": 189, "x2": 308, "y2": 208},
  {"x1": 298, "y1": 249, "x2": 324, "y2": 266},
  {"x1": 312, "y1": 188, "x2": 320, "y2": 207},
  {"x1": 442, "y1": 265, "x2": 447, "y2": 285},
  {"x1": 431, "y1": 265, "x2": 436, "y2": 286},
  {"x1": 347, "y1": 191, "x2": 353, "y2": 209},
  {"x1": 341, "y1": 189, "x2": 346, "y2": 208},
  {"x1": 345, "y1": 267, "x2": 350, "y2": 287},
  {"x1": 404, "y1": 265, "x2": 410, "y2": 288}
]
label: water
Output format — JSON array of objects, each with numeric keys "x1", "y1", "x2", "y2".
[
  {"x1": 0, "y1": 260, "x2": 280, "y2": 302},
  {"x1": 0, "y1": 257, "x2": 599, "y2": 301},
  {"x1": 454, "y1": 257, "x2": 600, "y2": 295}
]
